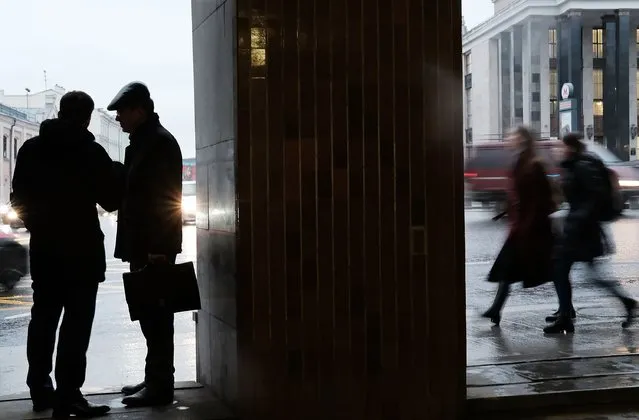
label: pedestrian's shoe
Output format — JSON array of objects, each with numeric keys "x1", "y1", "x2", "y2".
[
  {"x1": 31, "y1": 390, "x2": 54, "y2": 412},
  {"x1": 622, "y1": 298, "x2": 637, "y2": 329},
  {"x1": 121, "y1": 387, "x2": 174, "y2": 407},
  {"x1": 52, "y1": 397, "x2": 111, "y2": 418},
  {"x1": 545, "y1": 308, "x2": 576, "y2": 323},
  {"x1": 543, "y1": 317, "x2": 575, "y2": 334},
  {"x1": 121, "y1": 381, "x2": 146, "y2": 396},
  {"x1": 481, "y1": 309, "x2": 501, "y2": 326}
]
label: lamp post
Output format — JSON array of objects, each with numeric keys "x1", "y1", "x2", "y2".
[{"x1": 25, "y1": 88, "x2": 30, "y2": 109}]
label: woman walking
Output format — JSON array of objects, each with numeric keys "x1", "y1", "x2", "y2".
[
  {"x1": 544, "y1": 133, "x2": 636, "y2": 334},
  {"x1": 482, "y1": 126, "x2": 557, "y2": 326}
]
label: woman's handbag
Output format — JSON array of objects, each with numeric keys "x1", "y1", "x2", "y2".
[{"x1": 122, "y1": 261, "x2": 201, "y2": 321}]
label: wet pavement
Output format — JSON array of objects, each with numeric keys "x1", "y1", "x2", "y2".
[
  {"x1": 466, "y1": 209, "x2": 639, "y2": 408},
  {"x1": 0, "y1": 385, "x2": 235, "y2": 419},
  {"x1": 0, "y1": 216, "x2": 197, "y2": 398}
]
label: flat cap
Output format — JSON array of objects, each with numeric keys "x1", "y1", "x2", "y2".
[{"x1": 107, "y1": 81, "x2": 151, "y2": 111}]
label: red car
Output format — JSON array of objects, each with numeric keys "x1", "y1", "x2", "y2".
[{"x1": 464, "y1": 140, "x2": 639, "y2": 211}]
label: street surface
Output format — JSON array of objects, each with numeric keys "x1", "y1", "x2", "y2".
[
  {"x1": 467, "y1": 208, "x2": 639, "y2": 366},
  {"x1": 0, "y1": 216, "x2": 196, "y2": 398},
  {"x1": 3, "y1": 209, "x2": 639, "y2": 398}
]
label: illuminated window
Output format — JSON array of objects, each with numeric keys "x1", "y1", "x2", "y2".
[
  {"x1": 593, "y1": 69, "x2": 603, "y2": 100},
  {"x1": 593, "y1": 101, "x2": 604, "y2": 116},
  {"x1": 549, "y1": 69, "x2": 558, "y2": 100},
  {"x1": 548, "y1": 29, "x2": 557, "y2": 59},
  {"x1": 593, "y1": 29, "x2": 604, "y2": 59},
  {"x1": 250, "y1": 27, "x2": 266, "y2": 75}
]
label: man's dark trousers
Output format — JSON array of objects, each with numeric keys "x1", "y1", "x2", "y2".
[
  {"x1": 26, "y1": 276, "x2": 99, "y2": 401},
  {"x1": 130, "y1": 257, "x2": 176, "y2": 391}
]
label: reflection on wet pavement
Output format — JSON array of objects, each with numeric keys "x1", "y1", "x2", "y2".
[{"x1": 466, "y1": 209, "x2": 639, "y2": 405}]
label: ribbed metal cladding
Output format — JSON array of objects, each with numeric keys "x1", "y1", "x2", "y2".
[{"x1": 234, "y1": 0, "x2": 465, "y2": 418}]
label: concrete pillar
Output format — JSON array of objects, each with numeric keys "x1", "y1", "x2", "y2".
[
  {"x1": 540, "y1": 22, "x2": 551, "y2": 137},
  {"x1": 557, "y1": 10, "x2": 583, "y2": 131},
  {"x1": 522, "y1": 21, "x2": 532, "y2": 126},
  {"x1": 630, "y1": 23, "x2": 638, "y2": 160},
  {"x1": 489, "y1": 38, "x2": 501, "y2": 137},
  {"x1": 192, "y1": 0, "x2": 466, "y2": 418},
  {"x1": 582, "y1": 25, "x2": 594, "y2": 139}
]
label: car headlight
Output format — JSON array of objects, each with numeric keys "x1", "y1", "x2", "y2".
[
  {"x1": 7, "y1": 210, "x2": 18, "y2": 220},
  {"x1": 619, "y1": 180, "x2": 639, "y2": 188},
  {"x1": 182, "y1": 200, "x2": 196, "y2": 213}
]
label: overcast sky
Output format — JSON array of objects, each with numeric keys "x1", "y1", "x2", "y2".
[
  {"x1": 463, "y1": 0, "x2": 494, "y2": 29},
  {"x1": 0, "y1": 0, "x2": 493, "y2": 160},
  {"x1": 0, "y1": 0, "x2": 195, "y2": 157}
]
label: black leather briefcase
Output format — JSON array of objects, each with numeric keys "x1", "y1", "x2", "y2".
[{"x1": 122, "y1": 261, "x2": 201, "y2": 321}]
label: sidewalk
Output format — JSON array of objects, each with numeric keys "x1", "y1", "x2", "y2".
[
  {"x1": 467, "y1": 301, "x2": 639, "y2": 415},
  {"x1": 0, "y1": 384, "x2": 236, "y2": 420}
]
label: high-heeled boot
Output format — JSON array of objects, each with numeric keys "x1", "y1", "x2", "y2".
[{"x1": 481, "y1": 309, "x2": 501, "y2": 326}]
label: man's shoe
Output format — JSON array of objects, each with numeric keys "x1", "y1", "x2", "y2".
[
  {"x1": 32, "y1": 392, "x2": 54, "y2": 412},
  {"x1": 121, "y1": 381, "x2": 146, "y2": 396},
  {"x1": 52, "y1": 397, "x2": 110, "y2": 418},
  {"x1": 122, "y1": 387, "x2": 174, "y2": 407}
]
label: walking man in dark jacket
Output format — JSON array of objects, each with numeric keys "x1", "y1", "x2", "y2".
[
  {"x1": 12, "y1": 91, "x2": 119, "y2": 417},
  {"x1": 107, "y1": 82, "x2": 183, "y2": 407},
  {"x1": 544, "y1": 133, "x2": 636, "y2": 333}
]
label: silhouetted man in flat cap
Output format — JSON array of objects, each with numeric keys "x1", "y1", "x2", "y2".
[
  {"x1": 107, "y1": 81, "x2": 183, "y2": 407},
  {"x1": 12, "y1": 91, "x2": 119, "y2": 417}
]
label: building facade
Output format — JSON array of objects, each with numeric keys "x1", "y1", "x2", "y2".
[
  {"x1": 0, "y1": 87, "x2": 127, "y2": 162},
  {"x1": 0, "y1": 105, "x2": 39, "y2": 204},
  {"x1": 462, "y1": 0, "x2": 639, "y2": 160}
]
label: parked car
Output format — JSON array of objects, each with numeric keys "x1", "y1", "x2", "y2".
[
  {"x1": 0, "y1": 230, "x2": 28, "y2": 291},
  {"x1": 464, "y1": 140, "x2": 639, "y2": 212}
]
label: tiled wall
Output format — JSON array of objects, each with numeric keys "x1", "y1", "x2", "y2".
[{"x1": 193, "y1": 0, "x2": 466, "y2": 418}]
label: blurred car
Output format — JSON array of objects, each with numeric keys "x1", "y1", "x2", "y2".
[
  {"x1": 182, "y1": 180, "x2": 196, "y2": 224},
  {"x1": 0, "y1": 230, "x2": 28, "y2": 291},
  {"x1": 464, "y1": 140, "x2": 639, "y2": 212},
  {"x1": 0, "y1": 204, "x2": 25, "y2": 230}
]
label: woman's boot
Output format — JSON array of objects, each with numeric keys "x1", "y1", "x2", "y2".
[{"x1": 543, "y1": 314, "x2": 575, "y2": 334}]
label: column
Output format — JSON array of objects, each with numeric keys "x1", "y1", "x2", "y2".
[
  {"x1": 528, "y1": 20, "x2": 545, "y2": 135},
  {"x1": 618, "y1": 11, "x2": 631, "y2": 159},
  {"x1": 489, "y1": 38, "x2": 502, "y2": 136},
  {"x1": 192, "y1": 0, "x2": 466, "y2": 419},
  {"x1": 630, "y1": 19, "x2": 638, "y2": 160},
  {"x1": 557, "y1": 10, "x2": 583, "y2": 131},
  {"x1": 582, "y1": 25, "x2": 594, "y2": 139},
  {"x1": 603, "y1": 11, "x2": 631, "y2": 160},
  {"x1": 539, "y1": 21, "x2": 551, "y2": 137},
  {"x1": 513, "y1": 25, "x2": 524, "y2": 126},
  {"x1": 501, "y1": 31, "x2": 513, "y2": 132},
  {"x1": 522, "y1": 22, "x2": 532, "y2": 126}
]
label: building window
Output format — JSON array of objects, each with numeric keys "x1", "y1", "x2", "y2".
[
  {"x1": 2, "y1": 135, "x2": 6, "y2": 159},
  {"x1": 464, "y1": 52, "x2": 471, "y2": 75},
  {"x1": 13, "y1": 138, "x2": 18, "y2": 160},
  {"x1": 593, "y1": 28, "x2": 604, "y2": 59},
  {"x1": 593, "y1": 69, "x2": 604, "y2": 103},
  {"x1": 548, "y1": 29, "x2": 557, "y2": 59},
  {"x1": 466, "y1": 92, "x2": 472, "y2": 127}
]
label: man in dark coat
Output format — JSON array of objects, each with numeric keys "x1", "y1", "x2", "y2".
[
  {"x1": 544, "y1": 133, "x2": 636, "y2": 334},
  {"x1": 107, "y1": 81, "x2": 183, "y2": 406},
  {"x1": 12, "y1": 91, "x2": 118, "y2": 417}
]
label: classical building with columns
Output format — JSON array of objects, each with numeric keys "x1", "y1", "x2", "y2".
[{"x1": 463, "y1": 0, "x2": 639, "y2": 160}]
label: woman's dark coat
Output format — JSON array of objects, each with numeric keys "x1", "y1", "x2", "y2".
[{"x1": 488, "y1": 152, "x2": 556, "y2": 288}]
